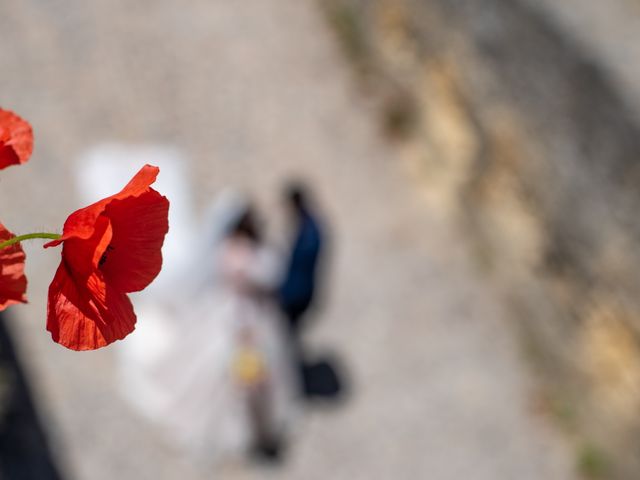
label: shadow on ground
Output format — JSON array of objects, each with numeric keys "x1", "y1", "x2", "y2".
[{"x1": 0, "y1": 312, "x2": 62, "y2": 480}]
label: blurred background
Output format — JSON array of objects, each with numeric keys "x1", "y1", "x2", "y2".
[{"x1": 1, "y1": 0, "x2": 639, "y2": 478}]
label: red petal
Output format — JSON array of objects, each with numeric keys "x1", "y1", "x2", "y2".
[
  {"x1": 45, "y1": 164, "x2": 160, "y2": 245},
  {"x1": 0, "y1": 222, "x2": 27, "y2": 310},
  {"x1": 0, "y1": 145, "x2": 20, "y2": 170},
  {"x1": 116, "y1": 164, "x2": 160, "y2": 198},
  {"x1": 59, "y1": 215, "x2": 112, "y2": 278},
  {"x1": 100, "y1": 189, "x2": 169, "y2": 292},
  {"x1": 0, "y1": 109, "x2": 33, "y2": 170},
  {"x1": 47, "y1": 262, "x2": 136, "y2": 351}
]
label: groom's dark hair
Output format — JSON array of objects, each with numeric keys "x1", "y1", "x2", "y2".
[{"x1": 284, "y1": 181, "x2": 309, "y2": 213}]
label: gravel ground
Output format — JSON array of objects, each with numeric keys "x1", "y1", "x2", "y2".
[{"x1": 0, "y1": 1, "x2": 576, "y2": 479}]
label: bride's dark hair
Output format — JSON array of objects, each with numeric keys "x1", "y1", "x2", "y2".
[{"x1": 229, "y1": 207, "x2": 262, "y2": 243}]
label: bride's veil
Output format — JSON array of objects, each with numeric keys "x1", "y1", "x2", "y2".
[{"x1": 186, "y1": 188, "x2": 249, "y2": 299}]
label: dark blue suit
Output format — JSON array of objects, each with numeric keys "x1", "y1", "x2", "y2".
[{"x1": 279, "y1": 211, "x2": 322, "y2": 330}]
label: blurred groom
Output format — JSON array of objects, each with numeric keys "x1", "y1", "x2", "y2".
[{"x1": 278, "y1": 182, "x2": 324, "y2": 389}]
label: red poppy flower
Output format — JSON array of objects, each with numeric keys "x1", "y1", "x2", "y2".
[
  {"x1": 44, "y1": 164, "x2": 169, "y2": 351},
  {"x1": 0, "y1": 222, "x2": 28, "y2": 311},
  {"x1": 0, "y1": 108, "x2": 34, "y2": 170}
]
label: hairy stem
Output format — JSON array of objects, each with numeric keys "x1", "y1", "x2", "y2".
[{"x1": 0, "y1": 232, "x2": 61, "y2": 250}]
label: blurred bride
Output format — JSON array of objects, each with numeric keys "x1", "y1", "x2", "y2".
[{"x1": 117, "y1": 191, "x2": 297, "y2": 465}]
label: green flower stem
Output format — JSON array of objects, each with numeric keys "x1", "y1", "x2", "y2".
[{"x1": 0, "y1": 232, "x2": 61, "y2": 250}]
